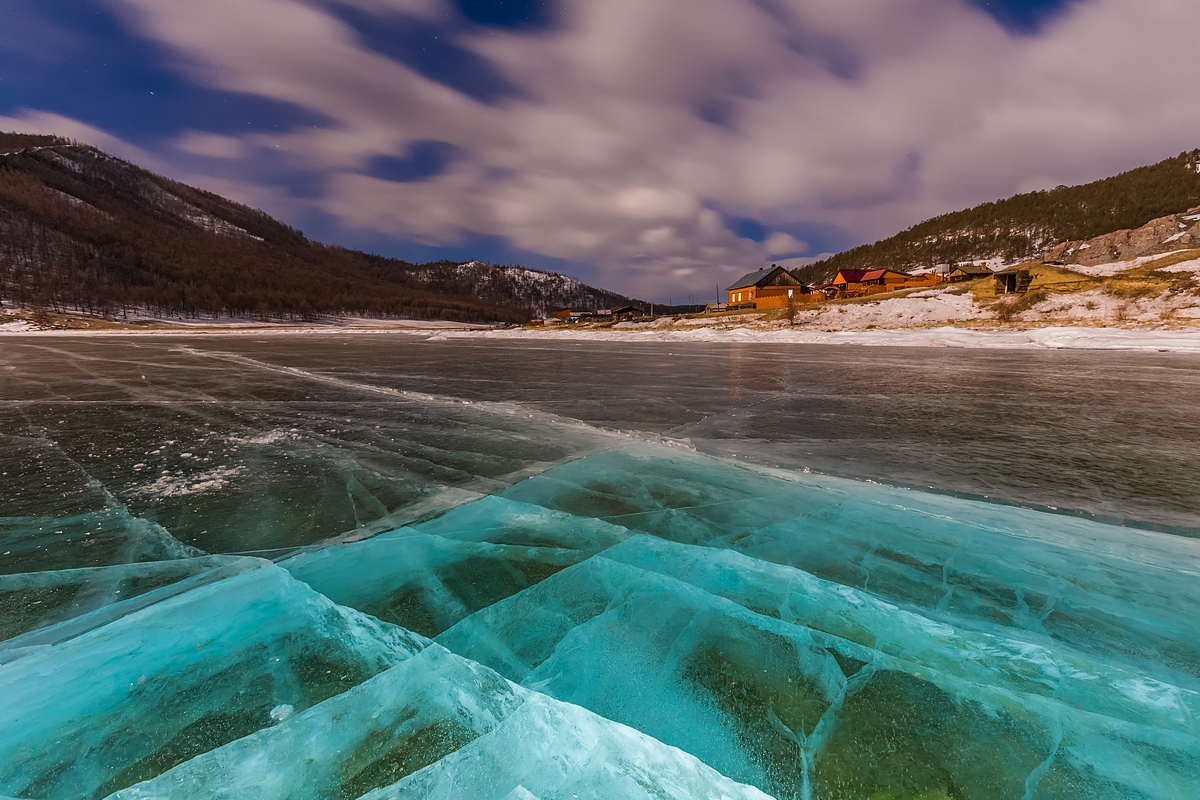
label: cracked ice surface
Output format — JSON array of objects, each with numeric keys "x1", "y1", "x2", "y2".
[
  {"x1": 110, "y1": 645, "x2": 771, "y2": 800},
  {"x1": 3, "y1": 341, "x2": 1200, "y2": 799},
  {"x1": 0, "y1": 563, "x2": 427, "y2": 799},
  {"x1": 2, "y1": 443, "x2": 1199, "y2": 799}
]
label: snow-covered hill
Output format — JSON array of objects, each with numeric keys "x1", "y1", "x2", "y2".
[{"x1": 407, "y1": 260, "x2": 636, "y2": 319}]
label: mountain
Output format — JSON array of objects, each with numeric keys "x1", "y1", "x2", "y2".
[
  {"x1": 0, "y1": 133, "x2": 637, "y2": 324},
  {"x1": 795, "y1": 149, "x2": 1200, "y2": 283},
  {"x1": 405, "y1": 260, "x2": 632, "y2": 319}
]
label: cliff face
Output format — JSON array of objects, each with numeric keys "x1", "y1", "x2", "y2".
[{"x1": 1045, "y1": 207, "x2": 1200, "y2": 266}]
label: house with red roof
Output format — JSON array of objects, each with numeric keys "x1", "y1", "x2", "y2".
[{"x1": 831, "y1": 268, "x2": 935, "y2": 297}]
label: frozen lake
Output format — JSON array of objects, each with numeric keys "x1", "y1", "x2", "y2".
[{"x1": 2, "y1": 335, "x2": 1198, "y2": 799}]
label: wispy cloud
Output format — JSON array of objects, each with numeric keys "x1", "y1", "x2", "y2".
[{"x1": 5, "y1": 0, "x2": 1200, "y2": 298}]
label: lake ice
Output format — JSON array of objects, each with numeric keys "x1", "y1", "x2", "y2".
[{"x1": 1, "y1": 336, "x2": 1197, "y2": 799}]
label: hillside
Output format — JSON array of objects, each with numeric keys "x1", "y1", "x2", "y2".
[
  {"x1": 796, "y1": 150, "x2": 1200, "y2": 283},
  {"x1": 407, "y1": 260, "x2": 632, "y2": 318},
  {"x1": 0, "y1": 133, "x2": 637, "y2": 323}
]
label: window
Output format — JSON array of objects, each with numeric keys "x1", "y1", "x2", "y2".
[{"x1": 787, "y1": 289, "x2": 794, "y2": 297}]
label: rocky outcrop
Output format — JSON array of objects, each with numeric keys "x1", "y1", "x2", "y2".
[{"x1": 1046, "y1": 207, "x2": 1200, "y2": 266}]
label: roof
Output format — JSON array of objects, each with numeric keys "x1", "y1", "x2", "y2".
[
  {"x1": 726, "y1": 265, "x2": 801, "y2": 291},
  {"x1": 950, "y1": 264, "x2": 992, "y2": 275},
  {"x1": 834, "y1": 268, "x2": 892, "y2": 283}
]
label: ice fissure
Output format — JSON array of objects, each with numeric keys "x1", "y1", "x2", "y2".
[{"x1": 2, "y1": 441, "x2": 1198, "y2": 799}]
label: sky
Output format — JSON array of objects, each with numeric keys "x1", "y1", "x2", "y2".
[{"x1": 2, "y1": 0, "x2": 1200, "y2": 301}]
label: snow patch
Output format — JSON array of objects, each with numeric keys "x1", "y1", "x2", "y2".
[
  {"x1": 1061, "y1": 254, "x2": 1170, "y2": 277},
  {"x1": 437, "y1": 325, "x2": 1200, "y2": 353},
  {"x1": 134, "y1": 466, "x2": 246, "y2": 498},
  {"x1": 231, "y1": 430, "x2": 294, "y2": 446},
  {"x1": 1157, "y1": 258, "x2": 1200, "y2": 274}
]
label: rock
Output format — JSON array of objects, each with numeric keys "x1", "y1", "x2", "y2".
[{"x1": 1046, "y1": 206, "x2": 1200, "y2": 266}]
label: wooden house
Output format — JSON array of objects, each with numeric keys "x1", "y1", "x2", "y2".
[
  {"x1": 947, "y1": 264, "x2": 992, "y2": 282},
  {"x1": 831, "y1": 268, "x2": 936, "y2": 297},
  {"x1": 609, "y1": 305, "x2": 645, "y2": 321},
  {"x1": 726, "y1": 265, "x2": 815, "y2": 309}
]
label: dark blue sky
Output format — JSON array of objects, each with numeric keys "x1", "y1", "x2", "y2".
[{"x1": 3, "y1": 0, "x2": 1189, "y2": 299}]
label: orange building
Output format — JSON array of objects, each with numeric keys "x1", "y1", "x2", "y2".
[
  {"x1": 831, "y1": 268, "x2": 936, "y2": 297},
  {"x1": 726, "y1": 265, "x2": 818, "y2": 309}
]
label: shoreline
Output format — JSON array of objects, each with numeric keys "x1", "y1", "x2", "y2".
[
  {"x1": 5, "y1": 317, "x2": 1200, "y2": 352},
  {"x1": 0, "y1": 317, "x2": 491, "y2": 336},
  {"x1": 429, "y1": 324, "x2": 1200, "y2": 352}
]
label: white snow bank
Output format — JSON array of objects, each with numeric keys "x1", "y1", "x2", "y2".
[
  {"x1": 1062, "y1": 250, "x2": 1200, "y2": 277},
  {"x1": 788, "y1": 290, "x2": 989, "y2": 330},
  {"x1": 432, "y1": 325, "x2": 1200, "y2": 353},
  {"x1": 1158, "y1": 258, "x2": 1200, "y2": 274},
  {"x1": 1061, "y1": 254, "x2": 1170, "y2": 277},
  {"x1": 1018, "y1": 286, "x2": 1200, "y2": 326}
]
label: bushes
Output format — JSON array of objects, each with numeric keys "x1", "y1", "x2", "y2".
[{"x1": 992, "y1": 289, "x2": 1048, "y2": 323}]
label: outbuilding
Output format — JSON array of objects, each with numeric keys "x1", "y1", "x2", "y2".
[
  {"x1": 994, "y1": 267, "x2": 1032, "y2": 294},
  {"x1": 609, "y1": 305, "x2": 645, "y2": 321},
  {"x1": 947, "y1": 264, "x2": 993, "y2": 282}
]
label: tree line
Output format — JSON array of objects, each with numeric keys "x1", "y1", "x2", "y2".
[
  {"x1": 796, "y1": 150, "x2": 1200, "y2": 282},
  {"x1": 0, "y1": 140, "x2": 536, "y2": 323}
]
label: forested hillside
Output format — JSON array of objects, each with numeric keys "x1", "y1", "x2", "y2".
[
  {"x1": 0, "y1": 134, "x2": 636, "y2": 323},
  {"x1": 795, "y1": 150, "x2": 1200, "y2": 282}
]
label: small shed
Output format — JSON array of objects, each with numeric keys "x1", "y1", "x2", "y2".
[{"x1": 994, "y1": 268, "x2": 1032, "y2": 294}]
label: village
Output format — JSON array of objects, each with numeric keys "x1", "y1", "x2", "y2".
[{"x1": 546, "y1": 262, "x2": 1016, "y2": 324}]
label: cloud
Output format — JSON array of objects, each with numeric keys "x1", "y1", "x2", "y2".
[
  {"x1": 763, "y1": 232, "x2": 807, "y2": 257},
  {"x1": 175, "y1": 131, "x2": 245, "y2": 159},
  {"x1": 16, "y1": 0, "x2": 1200, "y2": 298}
]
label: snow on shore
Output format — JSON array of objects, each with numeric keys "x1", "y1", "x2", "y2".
[
  {"x1": 789, "y1": 289, "x2": 989, "y2": 329},
  {"x1": 432, "y1": 324, "x2": 1200, "y2": 353},
  {"x1": 1061, "y1": 254, "x2": 1167, "y2": 277}
]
